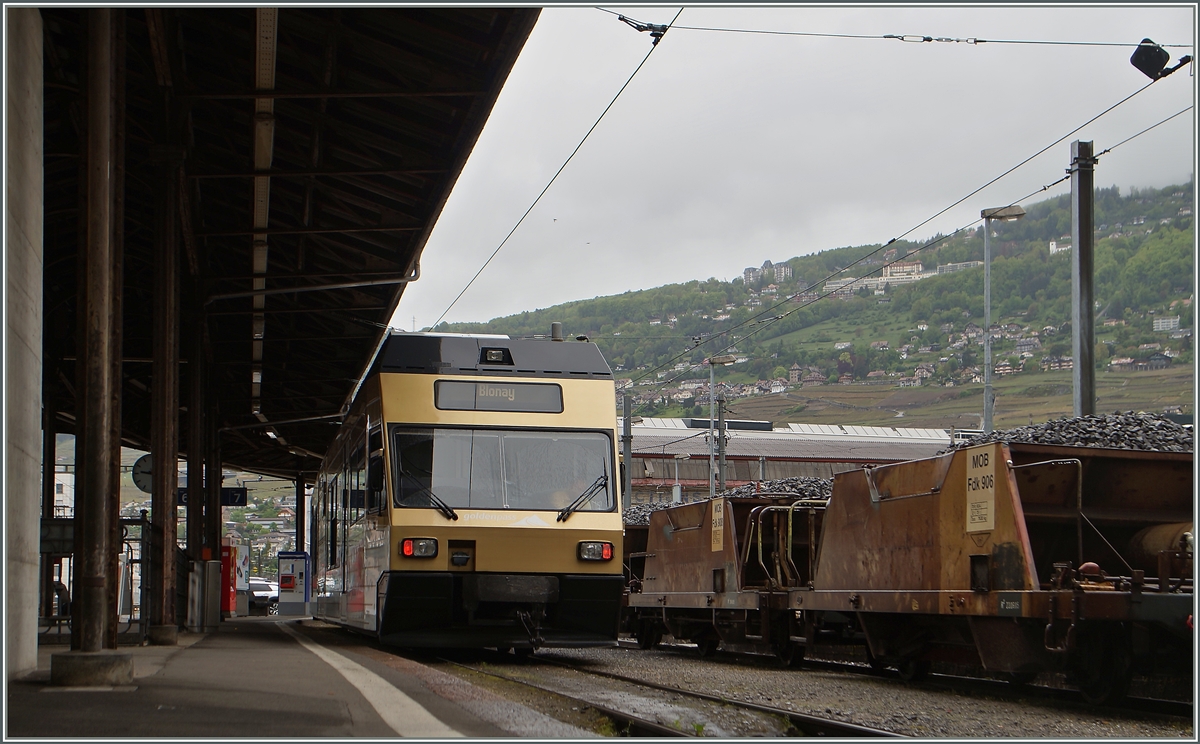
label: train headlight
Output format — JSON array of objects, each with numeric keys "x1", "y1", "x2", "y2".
[
  {"x1": 578, "y1": 541, "x2": 614, "y2": 561},
  {"x1": 401, "y1": 538, "x2": 438, "y2": 558}
]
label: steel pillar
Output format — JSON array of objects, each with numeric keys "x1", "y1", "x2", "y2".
[
  {"x1": 204, "y1": 411, "x2": 221, "y2": 558},
  {"x1": 983, "y1": 221, "x2": 994, "y2": 433},
  {"x1": 295, "y1": 471, "x2": 305, "y2": 553},
  {"x1": 104, "y1": 9, "x2": 126, "y2": 649},
  {"x1": 187, "y1": 310, "x2": 204, "y2": 559},
  {"x1": 149, "y1": 142, "x2": 182, "y2": 638},
  {"x1": 1070, "y1": 140, "x2": 1096, "y2": 417},
  {"x1": 77, "y1": 8, "x2": 115, "y2": 654}
]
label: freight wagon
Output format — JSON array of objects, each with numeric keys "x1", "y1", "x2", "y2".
[{"x1": 625, "y1": 441, "x2": 1193, "y2": 704}]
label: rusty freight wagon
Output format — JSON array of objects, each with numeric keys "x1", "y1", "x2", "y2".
[{"x1": 625, "y1": 441, "x2": 1193, "y2": 704}]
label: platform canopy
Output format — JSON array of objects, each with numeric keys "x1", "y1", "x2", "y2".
[{"x1": 41, "y1": 8, "x2": 539, "y2": 476}]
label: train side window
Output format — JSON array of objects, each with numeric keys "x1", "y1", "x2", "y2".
[
  {"x1": 368, "y1": 424, "x2": 384, "y2": 513},
  {"x1": 349, "y1": 440, "x2": 366, "y2": 521},
  {"x1": 367, "y1": 455, "x2": 385, "y2": 513},
  {"x1": 328, "y1": 475, "x2": 340, "y2": 568},
  {"x1": 392, "y1": 429, "x2": 435, "y2": 508}
]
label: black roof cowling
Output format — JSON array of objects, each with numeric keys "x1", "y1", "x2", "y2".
[{"x1": 373, "y1": 333, "x2": 614, "y2": 379}]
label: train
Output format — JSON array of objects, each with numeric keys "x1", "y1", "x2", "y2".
[
  {"x1": 310, "y1": 327, "x2": 1192, "y2": 704},
  {"x1": 623, "y1": 440, "x2": 1194, "y2": 704},
  {"x1": 311, "y1": 327, "x2": 625, "y2": 649}
]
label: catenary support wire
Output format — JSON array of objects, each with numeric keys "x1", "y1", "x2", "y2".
[{"x1": 431, "y1": 8, "x2": 684, "y2": 329}]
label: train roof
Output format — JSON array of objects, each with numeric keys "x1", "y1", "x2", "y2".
[{"x1": 369, "y1": 331, "x2": 613, "y2": 379}]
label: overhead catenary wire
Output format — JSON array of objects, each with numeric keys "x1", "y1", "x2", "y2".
[
  {"x1": 623, "y1": 165, "x2": 1095, "y2": 414},
  {"x1": 595, "y1": 10, "x2": 1193, "y2": 48},
  {"x1": 624, "y1": 72, "x2": 1186, "y2": 394},
  {"x1": 430, "y1": 8, "x2": 685, "y2": 330},
  {"x1": 1096, "y1": 106, "x2": 1193, "y2": 158}
]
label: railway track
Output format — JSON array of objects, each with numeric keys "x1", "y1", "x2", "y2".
[
  {"x1": 438, "y1": 650, "x2": 901, "y2": 737},
  {"x1": 643, "y1": 640, "x2": 1194, "y2": 721}
]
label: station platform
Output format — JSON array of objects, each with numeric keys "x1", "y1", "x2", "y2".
[{"x1": 6, "y1": 617, "x2": 592, "y2": 738}]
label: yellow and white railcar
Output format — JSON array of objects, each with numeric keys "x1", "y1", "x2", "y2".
[{"x1": 312, "y1": 330, "x2": 624, "y2": 648}]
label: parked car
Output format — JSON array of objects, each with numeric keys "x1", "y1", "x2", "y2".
[{"x1": 247, "y1": 578, "x2": 279, "y2": 615}]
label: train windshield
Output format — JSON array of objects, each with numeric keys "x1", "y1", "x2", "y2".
[{"x1": 391, "y1": 427, "x2": 614, "y2": 512}]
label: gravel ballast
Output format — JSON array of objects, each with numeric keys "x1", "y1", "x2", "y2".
[
  {"x1": 537, "y1": 645, "x2": 1193, "y2": 738},
  {"x1": 624, "y1": 477, "x2": 832, "y2": 526},
  {"x1": 943, "y1": 411, "x2": 1193, "y2": 453}
]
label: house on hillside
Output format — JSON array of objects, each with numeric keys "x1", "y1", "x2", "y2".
[
  {"x1": 1040, "y1": 356, "x2": 1072, "y2": 371},
  {"x1": 770, "y1": 379, "x2": 789, "y2": 394},
  {"x1": 800, "y1": 371, "x2": 825, "y2": 388},
  {"x1": 870, "y1": 340, "x2": 889, "y2": 350},
  {"x1": 1147, "y1": 352, "x2": 1171, "y2": 370},
  {"x1": 789, "y1": 363, "x2": 803, "y2": 383},
  {"x1": 1015, "y1": 338, "x2": 1042, "y2": 354},
  {"x1": 838, "y1": 373, "x2": 853, "y2": 385},
  {"x1": 994, "y1": 360, "x2": 1023, "y2": 376}
]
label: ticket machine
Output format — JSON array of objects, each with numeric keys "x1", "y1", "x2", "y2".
[{"x1": 277, "y1": 551, "x2": 310, "y2": 615}]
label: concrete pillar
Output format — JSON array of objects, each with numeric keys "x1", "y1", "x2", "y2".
[{"x1": 5, "y1": 6, "x2": 44, "y2": 681}]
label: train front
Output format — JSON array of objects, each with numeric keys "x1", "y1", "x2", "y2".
[{"x1": 376, "y1": 331, "x2": 624, "y2": 649}]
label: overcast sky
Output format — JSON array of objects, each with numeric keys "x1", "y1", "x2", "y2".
[{"x1": 392, "y1": 5, "x2": 1196, "y2": 332}]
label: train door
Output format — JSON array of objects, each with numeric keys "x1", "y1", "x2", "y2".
[
  {"x1": 346, "y1": 425, "x2": 368, "y2": 627},
  {"x1": 363, "y1": 407, "x2": 387, "y2": 632}
]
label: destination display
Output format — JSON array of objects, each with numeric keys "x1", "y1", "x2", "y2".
[{"x1": 434, "y1": 380, "x2": 563, "y2": 413}]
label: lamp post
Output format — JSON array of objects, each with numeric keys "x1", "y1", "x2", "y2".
[
  {"x1": 981, "y1": 204, "x2": 1025, "y2": 433},
  {"x1": 705, "y1": 354, "x2": 737, "y2": 498},
  {"x1": 672, "y1": 453, "x2": 690, "y2": 504}
]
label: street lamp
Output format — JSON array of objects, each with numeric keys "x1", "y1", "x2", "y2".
[
  {"x1": 705, "y1": 354, "x2": 737, "y2": 498},
  {"x1": 981, "y1": 204, "x2": 1025, "y2": 433},
  {"x1": 672, "y1": 453, "x2": 690, "y2": 504}
]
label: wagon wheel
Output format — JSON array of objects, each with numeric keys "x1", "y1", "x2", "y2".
[
  {"x1": 774, "y1": 640, "x2": 805, "y2": 669},
  {"x1": 864, "y1": 646, "x2": 888, "y2": 673},
  {"x1": 635, "y1": 621, "x2": 662, "y2": 650},
  {"x1": 1072, "y1": 624, "x2": 1132, "y2": 705},
  {"x1": 896, "y1": 657, "x2": 930, "y2": 682},
  {"x1": 1003, "y1": 670, "x2": 1038, "y2": 686},
  {"x1": 696, "y1": 634, "x2": 720, "y2": 658}
]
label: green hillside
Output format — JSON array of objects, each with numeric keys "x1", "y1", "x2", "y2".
[{"x1": 437, "y1": 181, "x2": 1194, "y2": 420}]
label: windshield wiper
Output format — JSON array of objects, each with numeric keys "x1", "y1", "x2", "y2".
[
  {"x1": 400, "y1": 470, "x2": 458, "y2": 521},
  {"x1": 424, "y1": 489, "x2": 459, "y2": 521},
  {"x1": 557, "y1": 472, "x2": 608, "y2": 523}
]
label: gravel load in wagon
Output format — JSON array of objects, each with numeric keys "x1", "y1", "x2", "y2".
[
  {"x1": 941, "y1": 411, "x2": 1193, "y2": 454},
  {"x1": 622, "y1": 477, "x2": 832, "y2": 526}
]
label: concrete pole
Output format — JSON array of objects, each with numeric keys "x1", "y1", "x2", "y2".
[
  {"x1": 1070, "y1": 140, "x2": 1096, "y2": 417},
  {"x1": 78, "y1": 8, "x2": 114, "y2": 655},
  {"x1": 717, "y1": 394, "x2": 727, "y2": 493},
  {"x1": 983, "y1": 219, "x2": 993, "y2": 433},
  {"x1": 6, "y1": 5, "x2": 45, "y2": 680},
  {"x1": 708, "y1": 362, "x2": 715, "y2": 499},
  {"x1": 621, "y1": 394, "x2": 632, "y2": 511}
]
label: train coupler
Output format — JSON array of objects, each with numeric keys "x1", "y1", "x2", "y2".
[{"x1": 516, "y1": 607, "x2": 546, "y2": 650}]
